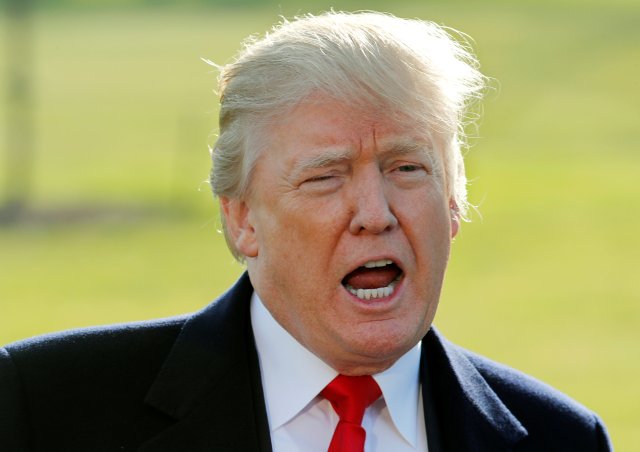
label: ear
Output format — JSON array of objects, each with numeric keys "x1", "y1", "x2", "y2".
[
  {"x1": 449, "y1": 200, "x2": 460, "y2": 239},
  {"x1": 220, "y1": 196, "x2": 259, "y2": 258}
]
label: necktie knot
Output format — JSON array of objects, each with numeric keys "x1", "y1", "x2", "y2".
[{"x1": 321, "y1": 375, "x2": 382, "y2": 452}]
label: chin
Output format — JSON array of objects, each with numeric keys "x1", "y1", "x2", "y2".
[{"x1": 349, "y1": 326, "x2": 422, "y2": 363}]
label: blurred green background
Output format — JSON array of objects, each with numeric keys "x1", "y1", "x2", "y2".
[{"x1": 1, "y1": 0, "x2": 638, "y2": 448}]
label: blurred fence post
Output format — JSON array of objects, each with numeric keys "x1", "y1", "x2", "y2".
[{"x1": 1, "y1": 0, "x2": 35, "y2": 223}]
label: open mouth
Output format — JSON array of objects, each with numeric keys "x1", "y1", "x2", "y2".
[{"x1": 341, "y1": 259, "x2": 403, "y2": 300}]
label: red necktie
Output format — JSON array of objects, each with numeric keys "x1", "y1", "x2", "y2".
[{"x1": 321, "y1": 375, "x2": 382, "y2": 452}]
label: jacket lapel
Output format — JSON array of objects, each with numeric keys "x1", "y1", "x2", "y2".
[
  {"x1": 421, "y1": 328, "x2": 528, "y2": 452},
  {"x1": 139, "y1": 273, "x2": 272, "y2": 452}
]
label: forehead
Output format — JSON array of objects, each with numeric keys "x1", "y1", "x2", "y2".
[{"x1": 264, "y1": 98, "x2": 431, "y2": 164}]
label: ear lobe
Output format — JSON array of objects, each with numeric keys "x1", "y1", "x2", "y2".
[
  {"x1": 449, "y1": 201, "x2": 460, "y2": 239},
  {"x1": 220, "y1": 197, "x2": 259, "y2": 258},
  {"x1": 451, "y1": 213, "x2": 460, "y2": 238}
]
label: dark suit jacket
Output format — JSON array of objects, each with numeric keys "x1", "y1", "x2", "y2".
[{"x1": 0, "y1": 273, "x2": 612, "y2": 451}]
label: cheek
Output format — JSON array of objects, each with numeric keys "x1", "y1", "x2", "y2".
[
  {"x1": 398, "y1": 196, "x2": 451, "y2": 257},
  {"x1": 256, "y1": 200, "x2": 340, "y2": 270},
  {"x1": 289, "y1": 196, "x2": 350, "y2": 240}
]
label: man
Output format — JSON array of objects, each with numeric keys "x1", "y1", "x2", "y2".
[{"x1": 0, "y1": 11, "x2": 611, "y2": 452}]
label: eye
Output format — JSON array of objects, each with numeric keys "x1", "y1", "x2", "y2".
[
  {"x1": 305, "y1": 174, "x2": 335, "y2": 183},
  {"x1": 392, "y1": 163, "x2": 429, "y2": 175},
  {"x1": 387, "y1": 161, "x2": 432, "y2": 187},
  {"x1": 298, "y1": 171, "x2": 344, "y2": 194},
  {"x1": 396, "y1": 164, "x2": 422, "y2": 173}
]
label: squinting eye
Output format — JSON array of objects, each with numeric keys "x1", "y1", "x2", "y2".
[{"x1": 306, "y1": 174, "x2": 334, "y2": 182}]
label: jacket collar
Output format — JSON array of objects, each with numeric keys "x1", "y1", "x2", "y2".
[
  {"x1": 421, "y1": 328, "x2": 528, "y2": 451},
  {"x1": 140, "y1": 273, "x2": 271, "y2": 452}
]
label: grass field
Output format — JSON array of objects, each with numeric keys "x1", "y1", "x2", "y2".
[{"x1": 1, "y1": 1, "x2": 638, "y2": 448}]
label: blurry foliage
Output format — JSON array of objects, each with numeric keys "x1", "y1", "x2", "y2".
[{"x1": 3, "y1": 0, "x2": 638, "y2": 9}]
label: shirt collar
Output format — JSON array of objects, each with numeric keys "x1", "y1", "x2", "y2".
[
  {"x1": 251, "y1": 292, "x2": 337, "y2": 431},
  {"x1": 373, "y1": 338, "x2": 422, "y2": 447},
  {"x1": 250, "y1": 292, "x2": 422, "y2": 446}
]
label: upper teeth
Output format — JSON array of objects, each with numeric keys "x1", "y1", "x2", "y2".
[{"x1": 363, "y1": 259, "x2": 393, "y2": 268}]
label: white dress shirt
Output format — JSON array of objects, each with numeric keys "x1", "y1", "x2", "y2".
[{"x1": 250, "y1": 292, "x2": 429, "y2": 452}]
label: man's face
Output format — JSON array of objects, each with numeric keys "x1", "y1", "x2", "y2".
[{"x1": 223, "y1": 98, "x2": 458, "y2": 375}]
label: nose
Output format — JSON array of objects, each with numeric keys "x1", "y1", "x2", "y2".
[{"x1": 348, "y1": 170, "x2": 398, "y2": 234}]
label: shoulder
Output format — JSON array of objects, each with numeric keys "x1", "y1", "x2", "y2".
[
  {"x1": 1, "y1": 315, "x2": 189, "y2": 403},
  {"x1": 0, "y1": 315, "x2": 191, "y2": 449},
  {"x1": 460, "y1": 346, "x2": 588, "y2": 415},
  {"x1": 0, "y1": 274, "x2": 254, "y2": 393},
  {"x1": 3, "y1": 314, "x2": 188, "y2": 369},
  {"x1": 424, "y1": 329, "x2": 611, "y2": 451},
  {"x1": 457, "y1": 344, "x2": 611, "y2": 450},
  {"x1": 0, "y1": 277, "x2": 253, "y2": 450}
]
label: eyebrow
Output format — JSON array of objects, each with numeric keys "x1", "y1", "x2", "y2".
[
  {"x1": 380, "y1": 139, "x2": 432, "y2": 159},
  {"x1": 375, "y1": 138, "x2": 437, "y2": 171},
  {"x1": 290, "y1": 138, "x2": 434, "y2": 178}
]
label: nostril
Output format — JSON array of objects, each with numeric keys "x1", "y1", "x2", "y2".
[
  {"x1": 349, "y1": 209, "x2": 397, "y2": 234},
  {"x1": 349, "y1": 203, "x2": 395, "y2": 232}
]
